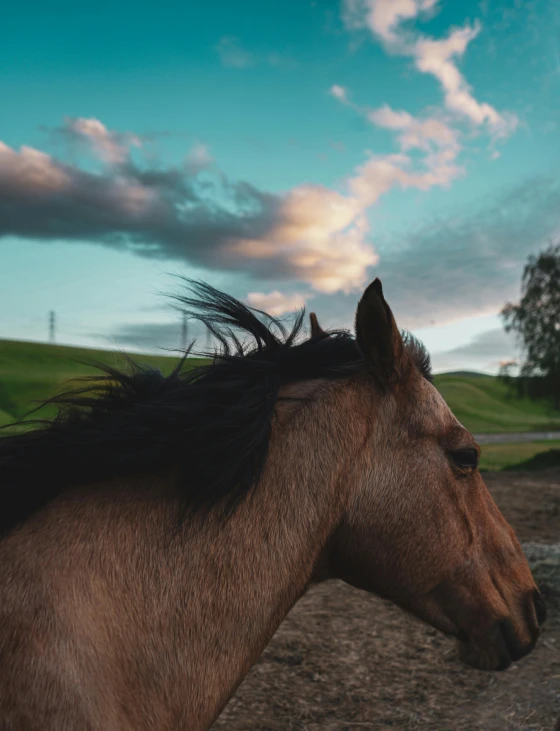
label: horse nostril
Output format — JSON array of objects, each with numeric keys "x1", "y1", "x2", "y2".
[{"x1": 533, "y1": 589, "x2": 547, "y2": 626}]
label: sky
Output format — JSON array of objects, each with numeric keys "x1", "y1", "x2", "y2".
[{"x1": 1, "y1": 0, "x2": 559, "y2": 373}]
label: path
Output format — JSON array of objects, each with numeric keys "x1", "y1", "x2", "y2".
[{"x1": 474, "y1": 431, "x2": 560, "y2": 444}]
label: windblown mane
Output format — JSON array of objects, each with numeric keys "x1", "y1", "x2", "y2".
[{"x1": 0, "y1": 280, "x2": 431, "y2": 534}]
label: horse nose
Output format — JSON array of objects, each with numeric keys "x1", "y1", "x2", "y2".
[{"x1": 533, "y1": 589, "x2": 547, "y2": 626}]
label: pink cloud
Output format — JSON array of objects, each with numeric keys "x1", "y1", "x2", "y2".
[
  {"x1": 0, "y1": 132, "x2": 378, "y2": 296},
  {"x1": 227, "y1": 184, "x2": 378, "y2": 294},
  {"x1": 184, "y1": 143, "x2": 214, "y2": 175},
  {"x1": 413, "y1": 26, "x2": 518, "y2": 136},
  {"x1": 215, "y1": 37, "x2": 255, "y2": 68},
  {"x1": 0, "y1": 142, "x2": 71, "y2": 192},
  {"x1": 65, "y1": 117, "x2": 142, "y2": 164},
  {"x1": 368, "y1": 104, "x2": 460, "y2": 153},
  {"x1": 329, "y1": 84, "x2": 349, "y2": 103},
  {"x1": 246, "y1": 290, "x2": 309, "y2": 316},
  {"x1": 344, "y1": 0, "x2": 438, "y2": 44},
  {"x1": 343, "y1": 0, "x2": 518, "y2": 136}
]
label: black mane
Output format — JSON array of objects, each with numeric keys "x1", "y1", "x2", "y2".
[{"x1": 0, "y1": 280, "x2": 431, "y2": 533}]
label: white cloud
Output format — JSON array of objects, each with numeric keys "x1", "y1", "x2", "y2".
[
  {"x1": 364, "y1": 104, "x2": 463, "y2": 189},
  {"x1": 431, "y1": 328, "x2": 517, "y2": 374},
  {"x1": 342, "y1": 0, "x2": 518, "y2": 135},
  {"x1": 413, "y1": 25, "x2": 518, "y2": 136},
  {"x1": 184, "y1": 143, "x2": 214, "y2": 175},
  {"x1": 215, "y1": 37, "x2": 296, "y2": 70},
  {"x1": 65, "y1": 117, "x2": 142, "y2": 164},
  {"x1": 246, "y1": 290, "x2": 309, "y2": 316},
  {"x1": 326, "y1": 0, "x2": 520, "y2": 230},
  {"x1": 227, "y1": 184, "x2": 378, "y2": 294},
  {"x1": 4, "y1": 101, "x2": 469, "y2": 300},
  {"x1": 0, "y1": 133, "x2": 378, "y2": 296},
  {"x1": 215, "y1": 37, "x2": 255, "y2": 68},
  {"x1": 368, "y1": 105, "x2": 459, "y2": 153},
  {"x1": 0, "y1": 141, "x2": 71, "y2": 191},
  {"x1": 326, "y1": 96, "x2": 465, "y2": 206},
  {"x1": 344, "y1": 0, "x2": 438, "y2": 44},
  {"x1": 349, "y1": 148, "x2": 462, "y2": 208},
  {"x1": 329, "y1": 84, "x2": 349, "y2": 103}
]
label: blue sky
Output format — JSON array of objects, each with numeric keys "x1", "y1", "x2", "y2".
[{"x1": 1, "y1": 0, "x2": 559, "y2": 372}]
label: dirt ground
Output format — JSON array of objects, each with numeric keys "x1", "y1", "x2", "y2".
[{"x1": 212, "y1": 470, "x2": 560, "y2": 731}]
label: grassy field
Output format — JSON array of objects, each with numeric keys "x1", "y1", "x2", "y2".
[
  {"x1": 479, "y1": 441, "x2": 560, "y2": 471},
  {"x1": 434, "y1": 372, "x2": 560, "y2": 433},
  {"x1": 1, "y1": 339, "x2": 560, "y2": 441},
  {"x1": 0, "y1": 339, "x2": 192, "y2": 425}
]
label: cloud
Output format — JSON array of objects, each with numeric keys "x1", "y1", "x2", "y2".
[
  {"x1": 0, "y1": 131, "x2": 379, "y2": 295},
  {"x1": 348, "y1": 148, "x2": 462, "y2": 207},
  {"x1": 246, "y1": 290, "x2": 309, "y2": 316},
  {"x1": 367, "y1": 105, "x2": 460, "y2": 153},
  {"x1": 215, "y1": 37, "x2": 296, "y2": 70},
  {"x1": 1, "y1": 101, "x2": 508, "y2": 304},
  {"x1": 329, "y1": 84, "x2": 349, "y2": 103},
  {"x1": 344, "y1": 0, "x2": 438, "y2": 43},
  {"x1": 413, "y1": 25, "x2": 517, "y2": 137},
  {"x1": 107, "y1": 321, "x2": 185, "y2": 351},
  {"x1": 342, "y1": 0, "x2": 517, "y2": 136},
  {"x1": 51, "y1": 117, "x2": 143, "y2": 164},
  {"x1": 330, "y1": 95, "x2": 465, "y2": 192},
  {"x1": 3, "y1": 1, "x2": 520, "y2": 314},
  {"x1": 432, "y1": 328, "x2": 517, "y2": 373},
  {"x1": 324, "y1": 0, "x2": 520, "y2": 267},
  {"x1": 215, "y1": 37, "x2": 255, "y2": 68},
  {"x1": 374, "y1": 174, "x2": 560, "y2": 329},
  {"x1": 184, "y1": 142, "x2": 214, "y2": 175},
  {"x1": 4, "y1": 101, "x2": 475, "y2": 300},
  {"x1": 227, "y1": 183, "x2": 380, "y2": 293},
  {"x1": 281, "y1": 172, "x2": 559, "y2": 338},
  {"x1": 109, "y1": 311, "x2": 252, "y2": 352}
]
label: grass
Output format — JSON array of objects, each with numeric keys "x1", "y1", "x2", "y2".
[
  {"x1": 433, "y1": 372, "x2": 560, "y2": 433},
  {"x1": 479, "y1": 441, "x2": 560, "y2": 471},
  {"x1": 0, "y1": 339, "x2": 189, "y2": 426},
  {"x1": 1, "y1": 339, "x2": 560, "y2": 438}
]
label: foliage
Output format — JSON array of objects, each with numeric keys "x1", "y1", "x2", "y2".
[{"x1": 501, "y1": 241, "x2": 560, "y2": 407}]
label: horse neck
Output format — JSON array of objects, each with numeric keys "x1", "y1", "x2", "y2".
[
  {"x1": 1, "y1": 378, "x2": 368, "y2": 731},
  {"x1": 160, "y1": 378, "x2": 366, "y2": 728}
]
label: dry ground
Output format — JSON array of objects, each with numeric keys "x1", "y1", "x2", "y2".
[{"x1": 213, "y1": 469, "x2": 560, "y2": 731}]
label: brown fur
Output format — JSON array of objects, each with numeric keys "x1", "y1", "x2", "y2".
[{"x1": 0, "y1": 279, "x2": 542, "y2": 730}]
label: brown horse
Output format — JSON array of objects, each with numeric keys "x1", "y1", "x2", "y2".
[{"x1": 0, "y1": 279, "x2": 545, "y2": 731}]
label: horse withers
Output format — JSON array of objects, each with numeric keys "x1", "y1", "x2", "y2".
[{"x1": 0, "y1": 279, "x2": 545, "y2": 730}]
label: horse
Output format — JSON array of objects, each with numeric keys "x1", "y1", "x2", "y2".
[{"x1": 0, "y1": 278, "x2": 545, "y2": 731}]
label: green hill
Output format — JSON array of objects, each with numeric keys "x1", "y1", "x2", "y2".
[
  {"x1": 1, "y1": 339, "x2": 559, "y2": 434},
  {"x1": 433, "y1": 372, "x2": 560, "y2": 433},
  {"x1": 0, "y1": 339, "x2": 189, "y2": 426}
]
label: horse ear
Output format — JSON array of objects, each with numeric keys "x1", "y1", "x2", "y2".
[
  {"x1": 355, "y1": 278, "x2": 407, "y2": 386},
  {"x1": 309, "y1": 312, "x2": 326, "y2": 338}
]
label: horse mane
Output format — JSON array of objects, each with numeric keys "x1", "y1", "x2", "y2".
[{"x1": 0, "y1": 280, "x2": 431, "y2": 534}]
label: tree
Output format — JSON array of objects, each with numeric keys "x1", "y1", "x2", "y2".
[{"x1": 501, "y1": 241, "x2": 560, "y2": 408}]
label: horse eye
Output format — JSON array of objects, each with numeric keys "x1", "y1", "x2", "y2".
[{"x1": 450, "y1": 448, "x2": 479, "y2": 470}]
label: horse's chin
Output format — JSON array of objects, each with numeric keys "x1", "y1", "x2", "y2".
[
  {"x1": 456, "y1": 638, "x2": 512, "y2": 671},
  {"x1": 456, "y1": 619, "x2": 538, "y2": 672}
]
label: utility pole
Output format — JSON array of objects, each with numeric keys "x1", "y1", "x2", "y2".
[
  {"x1": 181, "y1": 312, "x2": 188, "y2": 351},
  {"x1": 48, "y1": 311, "x2": 56, "y2": 343}
]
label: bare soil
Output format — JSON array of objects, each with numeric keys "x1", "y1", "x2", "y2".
[{"x1": 212, "y1": 469, "x2": 560, "y2": 731}]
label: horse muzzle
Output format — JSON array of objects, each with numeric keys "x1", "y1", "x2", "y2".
[{"x1": 457, "y1": 589, "x2": 546, "y2": 671}]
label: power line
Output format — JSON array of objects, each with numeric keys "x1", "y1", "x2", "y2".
[
  {"x1": 181, "y1": 312, "x2": 188, "y2": 351},
  {"x1": 48, "y1": 311, "x2": 56, "y2": 343}
]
